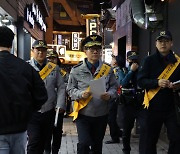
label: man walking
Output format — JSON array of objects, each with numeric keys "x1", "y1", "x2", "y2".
[
  {"x1": 67, "y1": 34, "x2": 118, "y2": 154},
  {"x1": 138, "y1": 30, "x2": 180, "y2": 154},
  {"x1": 27, "y1": 40, "x2": 66, "y2": 154},
  {"x1": 0, "y1": 26, "x2": 47, "y2": 154},
  {"x1": 105, "y1": 55, "x2": 123, "y2": 144},
  {"x1": 44, "y1": 49, "x2": 67, "y2": 154}
]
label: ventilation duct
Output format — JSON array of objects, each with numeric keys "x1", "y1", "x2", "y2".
[
  {"x1": 131, "y1": 0, "x2": 145, "y2": 29},
  {"x1": 131, "y1": 0, "x2": 163, "y2": 30},
  {"x1": 144, "y1": 0, "x2": 163, "y2": 29},
  {"x1": 100, "y1": 9, "x2": 115, "y2": 28}
]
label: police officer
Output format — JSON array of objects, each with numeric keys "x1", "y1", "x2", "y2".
[
  {"x1": 46, "y1": 49, "x2": 69, "y2": 83},
  {"x1": 27, "y1": 40, "x2": 66, "y2": 154},
  {"x1": 138, "y1": 30, "x2": 180, "y2": 154},
  {"x1": 44, "y1": 49, "x2": 67, "y2": 154},
  {"x1": 67, "y1": 34, "x2": 118, "y2": 154},
  {"x1": 46, "y1": 50, "x2": 71, "y2": 117},
  {"x1": 105, "y1": 55, "x2": 123, "y2": 144},
  {"x1": 119, "y1": 51, "x2": 144, "y2": 154}
]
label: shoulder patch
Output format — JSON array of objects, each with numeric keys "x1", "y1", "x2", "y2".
[
  {"x1": 73, "y1": 61, "x2": 83, "y2": 68},
  {"x1": 122, "y1": 67, "x2": 128, "y2": 74},
  {"x1": 60, "y1": 69, "x2": 67, "y2": 77}
]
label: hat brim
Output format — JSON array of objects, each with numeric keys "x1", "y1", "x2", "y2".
[
  {"x1": 47, "y1": 55, "x2": 57, "y2": 58},
  {"x1": 84, "y1": 41, "x2": 102, "y2": 47},
  {"x1": 156, "y1": 35, "x2": 172, "y2": 41},
  {"x1": 33, "y1": 45, "x2": 48, "y2": 48},
  {"x1": 128, "y1": 55, "x2": 138, "y2": 60}
]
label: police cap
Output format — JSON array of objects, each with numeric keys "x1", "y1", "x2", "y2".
[
  {"x1": 127, "y1": 51, "x2": 138, "y2": 60},
  {"x1": 46, "y1": 49, "x2": 58, "y2": 58},
  {"x1": 156, "y1": 30, "x2": 172, "y2": 41},
  {"x1": 81, "y1": 34, "x2": 102, "y2": 48},
  {"x1": 32, "y1": 40, "x2": 48, "y2": 48}
]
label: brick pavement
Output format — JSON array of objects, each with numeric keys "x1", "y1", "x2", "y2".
[{"x1": 59, "y1": 117, "x2": 168, "y2": 154}]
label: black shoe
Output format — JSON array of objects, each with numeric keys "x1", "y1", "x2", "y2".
[
  {"x1": 105, "y1": 140, "x2": 120, "y2": 144},
  {"x1": 119, "y1": 130, "x2": 123, "y2": 137},
  {"x1": 64, "y1": 114, "x2": 69, "y2": 118},
  {"x1": 123, "y1": 151, "x2": 130, "y2": 154}
]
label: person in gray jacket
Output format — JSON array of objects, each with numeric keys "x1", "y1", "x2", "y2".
[
  {"x1": 67, "y1": 34, "x2": 118, "y2": 154},
  {"x1": 27, "y1": 40, "x2": 66, "y2": 154}
]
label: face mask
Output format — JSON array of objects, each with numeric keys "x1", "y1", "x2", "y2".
[
  {"x1": 129, "y1": 60, "x2": 138, "y2": 66},
  {"x1": 129, "y1": 62, "x2": 133, "y2": 66}
]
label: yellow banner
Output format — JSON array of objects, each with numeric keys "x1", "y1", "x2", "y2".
[
  {"x1": 69, "y1": 63, "x2": 111, "y2": 121},
  {"x1": 39, "y1": 62, "x2": 56, "y2": 80},
  {"x1": 60, "y1": 69, "x2": 67, "y2": 77},
  {"x1": 143, "y1": 54, "x2": 180, "y2": 108}
]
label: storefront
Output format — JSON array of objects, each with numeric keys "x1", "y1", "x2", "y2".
[
  {"x1": 0, "y1": 0, "x2": 49, "y2": 60},
  {"x1": 0, "y1": 4, "x2": 17, "y2": 56},
  {"x1": 17, "y1": 1, "x2": 49, "y2": 60}
]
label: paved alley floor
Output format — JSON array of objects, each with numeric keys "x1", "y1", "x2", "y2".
[{"x1": 59, "y1": 117, "x2": 168, "y2": 154}]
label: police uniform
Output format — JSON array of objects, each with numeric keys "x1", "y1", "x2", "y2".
[
  {"x1": 105, "y1": 57, "x2": 123, "y2": 144},
  {"x1": 27, "y1": 40, "x2": 66, "y2": 154},
  {"x1": 67, "y1": 35, "x2": 118, "y2": 154},
  {"x1": 138, "y1": 30, "x2": 180, "y2": 154},
  {"x1": 119, "y1": 51, "x2": 145, "y2": 154},
  {"x1": 45, "y1": 48, "x2": 68, "y2": 154}
]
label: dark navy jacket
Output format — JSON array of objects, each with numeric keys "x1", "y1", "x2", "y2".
[
  {"x1": 138, "y1": 51, "x2": 180, "y2": 111},
  {"x1": 0, "y1": 51, "x2": 47, "y2": 134}
]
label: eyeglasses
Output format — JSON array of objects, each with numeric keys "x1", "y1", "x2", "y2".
[
  {"x1": 34, "y1": 48, "x2": 47, "y2": 53},
  {"x1": 157, "y1": 39, "x2": 171, "y2": 43},
  {"x1": 86, "y1": 47, "x2": 102, "y2": 53}
]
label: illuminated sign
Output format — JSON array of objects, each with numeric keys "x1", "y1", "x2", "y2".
[
  {"x1": 89, "y1": 18, "x2": 97, "y2": 35},
  {"x1": 47, "y1": 44, "x2": 86, "y2": 64},
  {"x1": 72, "y1": 32, "x2": 79, "y2": 50},
  {"x1": 47, "y1": 44, "x2": 66, "y2": 57},
  {"x1": 104, "y1": 47, "x2": 112, "y2": 64},
  {"x1": 64, "y1": 50, "x2": 86, "y2": 64},
  {"x1": 25, "y1": 3, "x2": 47, "y2": 32}
]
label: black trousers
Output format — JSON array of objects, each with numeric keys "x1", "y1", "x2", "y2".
[
  {"x1": 76, "y1": 114, "x2": 108, "y2": 154},
  {"x1": 27, "y1": 109, "x2": 55, "y2": 154},
  {"x1": 141, "y1": 110, "x2": 180, "y2": 154},
  {"x1": 108, "y1": 99, "x2": 121, "y2": 141},
  {"x1": 121, "y1": 104, "x2": 145, "y2": 154},
  {"x1": 44, "y1": 112, "x2": 64, "y2": 154}
]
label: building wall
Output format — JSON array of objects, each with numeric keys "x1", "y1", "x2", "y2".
[
  {"x1": 17, "y1": 0, "x2": 48, "y2": 60},
  {"x1": 17, "y1": 0, "x2": 44, "y2": 40},
  {"x1": 138, "y1": 0, "x2": 180, "y2": 58},
  {"x1": 113, "y1": 0, "x2": 132, "y2": 56},
  {"x1": 0, "y1": 0, "x2": 48, "y2": 60},
  {"x1": 1, "y1": 0, "x2": 17, "y2": 21},
  {"x1": 45, "y1": 0, "x2": 53, "y2": 44},
  {"x1": 168, "y1": 0, "x2": 180, "y2": 54}
]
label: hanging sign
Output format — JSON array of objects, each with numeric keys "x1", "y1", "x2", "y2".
[
  {"x1": 72, "y1": 32, "x2": 79, "y2": 50},
  {"x1": 25, "y1": 3, "x2": 47, "y2": 32}
]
